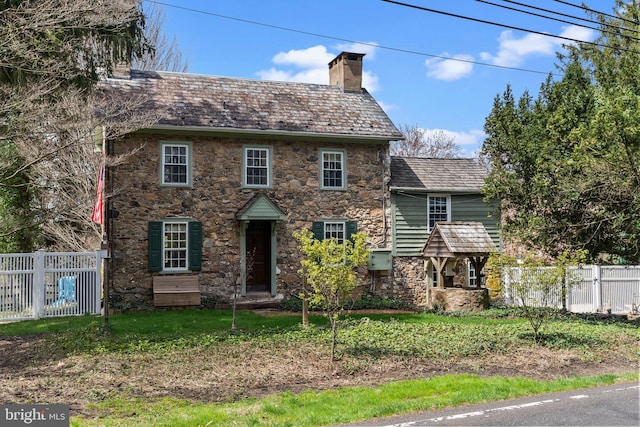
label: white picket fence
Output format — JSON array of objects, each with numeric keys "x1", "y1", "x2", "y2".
[
  {"x1": 0, "y1": 250, "x2": 105, "y2": 321},
  {"x1": 503, "y1": 265, "x2": 640, "y2": 314}
]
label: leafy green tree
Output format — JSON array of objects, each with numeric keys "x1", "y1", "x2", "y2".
[
  {"x1": 294, "y1": 228, "x2": 369, "y2": 362},
  {"x1": 482, "y1": 2, "x2": 640, "y2": 263}
]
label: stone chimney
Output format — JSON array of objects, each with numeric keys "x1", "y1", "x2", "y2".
[{"x1": 329, "y1": 52, "x2": 365, "y2": 91}]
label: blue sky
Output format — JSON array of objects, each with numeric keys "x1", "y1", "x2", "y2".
[{"x1": 151, "y1": 0, "x2": 600, "y2": 156}]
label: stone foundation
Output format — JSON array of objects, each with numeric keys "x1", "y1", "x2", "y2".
[{"x1": 431, "y1": 287, "x2": 489, "y2": 312}]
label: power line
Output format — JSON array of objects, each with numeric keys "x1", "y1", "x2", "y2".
[
  {"x1": 552, "y1": 0, "x2": 640, "y2": 26},
  {"x1": 147, "y1": 0, "x2": 559, "y2": 76},
  {"x1": 499, "y1": 0, "x2": 640, "y2": 35},
  {"x1": 382, "y1": 0, "x2": 640, "y2": 54},
  {"x1": 475, "y1": 0, "x2": 640, "y2": 41}
]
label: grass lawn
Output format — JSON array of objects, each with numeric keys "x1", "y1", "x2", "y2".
[{"x1": 0, "y1": 308, "x2": 638, "y2": 426}]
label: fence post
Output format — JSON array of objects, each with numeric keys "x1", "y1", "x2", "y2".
[
  {"x1": 592, "y1": 264, "x2": 601, "y2": 312},
  {"x1": 32, "y1": 250, "x2": 45, "y2": 319},
  {"x1": 96, "y1": 250, "x2": 106, "y2": 315}
]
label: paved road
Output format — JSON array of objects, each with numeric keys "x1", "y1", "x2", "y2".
[{"x1": 339, "y1": 382, "x2": 639, "y2": 426}]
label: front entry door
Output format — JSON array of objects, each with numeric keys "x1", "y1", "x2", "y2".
[{"x1": 246, "y1": 221, "x2": 271, "y2": 292}]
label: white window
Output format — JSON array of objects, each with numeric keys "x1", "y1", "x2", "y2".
[
  {"x1": 321, "y1": 150, "x2": 345, "y2": 189},
  {"x1": 467, "y1": 262, "x2": 484, "y2": 288},
  {"x1": 428, "y1": 195, "x2": 450, "y2": 231},
  {"x1": 163, "y1": 221, "x2": 188, "y2": 271},
  {"x1": 161, "y1": 142, "x2": 191, "y2": 186},
  {"x1": 244, "y1": 147, "x2": 270, "y2": 187},
  {"x1": 468, "y1": 262, "x2": 478, "y2": 288},
  {"x1": 324, "y1": 221, "x2": 345, "y2": 244}
]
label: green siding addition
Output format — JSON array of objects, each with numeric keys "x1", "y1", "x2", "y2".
[
  {"x1": 392, "y1": 192, "x2": 500, "y2": 256},
  {"x1": 451, "y1": 194, "x2": 501, "y2": 251},
  {"x1": 392, "y1": 193, "x2": 430, "y2": 256}
]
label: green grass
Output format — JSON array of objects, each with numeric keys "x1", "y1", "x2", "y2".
[
  {"x1": 2, "y1": 309, "x2": 638, "y2": 427},
  {"x1": 74, "y1": 373, "x2": 636, "y2": 427}
]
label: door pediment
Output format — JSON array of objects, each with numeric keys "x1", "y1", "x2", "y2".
[{"x1": 236, "y1": 193, "x2": 286, "y2": 221}]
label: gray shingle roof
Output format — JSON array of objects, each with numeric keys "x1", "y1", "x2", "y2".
[
  {"x1": 99, "y1": 70, "x2": 403, "y2": 140},
  {"x1": 390, "y1": 157, "x2": 487, "y2": 192},
  {"x1": 422, "y1": 221, "x2": 497, "y2": 257}
]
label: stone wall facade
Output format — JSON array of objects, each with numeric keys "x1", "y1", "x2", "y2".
[{"x1": 107, "y1": 132, "x2": 397, "y2": 307}]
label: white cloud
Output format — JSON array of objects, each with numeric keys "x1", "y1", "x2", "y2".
[
  {"x1": 424, "y1": 128, "x2": 486, "y2": 157},
  {"x1": 376, "y1": 100, "x2": 397, "y2": 114},
  {"x1": 271, "y1": 45, "x2": 333, "y2": 69},
  {"x1": 560, "y1": 25, "x2": 595, "y2": 44},
  {"x1": 425, "y1": 54, "x2": 474, "y2": 81},
  {"x1": 481, "y1": 25, "x2": 596, "y2": 67},
  {"x1": 256, "y1": 44, "x2": 381, "y2": 92}
]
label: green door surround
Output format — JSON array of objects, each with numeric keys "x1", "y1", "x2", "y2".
[{"x1": 236, "y1": 194, "x2": 286, "y2": 296}]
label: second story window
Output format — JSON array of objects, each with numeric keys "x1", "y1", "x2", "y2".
[
  {"x1": 321, "y1": 149, "x2": 345, "y2": 190},
  {"x1": 428, "y1": 195, "x2": 450, "y2": 231},
  {"x1": 244, "y1": 146, "x2": 270, "y2": 187},
  {"x1": 161, "y1": 142, "x2": 191, "y2": 186}
]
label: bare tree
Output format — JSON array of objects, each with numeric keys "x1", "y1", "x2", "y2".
[
  {"x1": 391, "y1": 124, "x2": 463, "y2": 158},
  {"x1": 134, "y1": 2, "x2": 189, "y2": 72},
  {"x1": 0, "y1": 1, "x2": 184, "y2": 252}
]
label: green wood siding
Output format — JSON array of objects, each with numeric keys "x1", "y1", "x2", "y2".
[
  {"x1": 451, "y1": 194, "x2": 501, "y2": 251},
  {"x1": 392, "y1": 192, "x2": 500, "y2": 256},
  {"x1": 392, "y1": 193, "x2": 430, "y2": 256}
]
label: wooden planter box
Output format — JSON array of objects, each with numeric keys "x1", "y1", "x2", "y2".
[{"x1": 153, "y1": 275, "x2": 201, "y2": 307}]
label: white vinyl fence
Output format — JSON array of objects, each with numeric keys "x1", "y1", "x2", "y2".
[
  {"x1": 0, "y1": 250, "x2": 104, "y2": 321},
  {"x1": 503, "y1": 265, "x2": 640, "y2": 315}
]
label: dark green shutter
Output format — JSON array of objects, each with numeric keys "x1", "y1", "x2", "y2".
[
  {"x1": 148, "y1": 222, "x2": 162, "y2": 272},
  {"x1": 346, "y1": 221, "x2": 357, "y2": 242},
  {"x1": 312, "y1": 221, "x2": 324, "y2": 241},
  {"x1": 188, "y1": 221, "x2": 203, "y2": 271}
]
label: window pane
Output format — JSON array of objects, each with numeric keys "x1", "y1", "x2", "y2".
[
  {"x1": 245, "y1": 148, "x2": 269, "y2": 186},
  {"x1": 322, "y1": 151, "x2": 343, "y2": 188},
  {"x1": 163, "y1": 145, "x2": 188, "y2": 184},
  {"x1": 429, "y1": 196, "x2": 448, "y2": 229},
  {"x1": 324, "y1": 222, "x2": 345, "y2": 244},
  {"x1": 163, "y1": 222, "x2": 188, "y2": 270}
]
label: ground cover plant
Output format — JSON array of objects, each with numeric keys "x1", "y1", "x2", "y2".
[{"x1": 0, "y1": 308, "x2": 638, "y2": 426}]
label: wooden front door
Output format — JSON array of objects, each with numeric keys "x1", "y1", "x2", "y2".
[{"x1": 246, "y1": 221, "x2": 271, "y2": 292}]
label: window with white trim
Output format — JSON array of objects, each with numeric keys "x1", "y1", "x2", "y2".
[
  {"x1": 428, "y1": 195, "x2": 450, "y2": 231},
  {"x1": 163, "y1": 221, "x2": 188, "y2": 270},
  {"x1": 324, "y1": 221, "x2": 346, "y2": 244},
  {"x1": 320, "y1": 150, "x2": 345, "y2": 189},
  {"x1": 148, "y1": 221, "x2": 202, "y2": 272},
  {"x1": 161, "y1": 142, "x2": 191, "y2": 186},
  {"x1": 467, "y1": 262, "x2": 484, "y2": 288},
  {"x1": 468, "y1": 262, "x2": 478, "y2": 287},
  {"x1": 244, "y1": 146, "x2": 270, "y2": 187}
]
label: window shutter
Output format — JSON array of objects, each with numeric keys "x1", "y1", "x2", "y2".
[
  {"x1": 312, "y1": 221, "x2": 324, "y2": 240},
  {"x1": 148, "y1": 222, "x2": 163, "y2": 272},
  {"x1": 188, "y1": 221, "x2": 203, "y2": 271},
  {"x1": 346, "y1": 221, "x2": 358, "y2": 242}
]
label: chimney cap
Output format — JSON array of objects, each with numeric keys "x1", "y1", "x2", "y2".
[{"x1": 328, "y1": 52, "x2": 366, "y2": 68}]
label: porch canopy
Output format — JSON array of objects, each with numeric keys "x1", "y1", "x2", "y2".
[{"x1": 422, "y1": 221, "x2": 497, "y2": 288}]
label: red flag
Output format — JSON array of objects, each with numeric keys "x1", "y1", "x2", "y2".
[{"x1": 91, "y1": 159, "x2": 105, "y2": 224}]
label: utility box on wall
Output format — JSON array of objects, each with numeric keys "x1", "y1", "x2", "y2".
[{"x1": 367, "y1": 248, "x2": 392, "y2": 271}]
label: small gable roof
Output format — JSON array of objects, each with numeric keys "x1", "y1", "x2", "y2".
[
  {"x1": 390, "y1": 157, "x2": 487, "y2": 192},
  {"x1": 100, "y1": 70, "x2": 404, "y2": 141},
  {"x1": 422, "y1": 221, "x2": 497, "y2": 258},
  {"x1": 236, "y1": 193, "x2": 286, "y2": 221}
]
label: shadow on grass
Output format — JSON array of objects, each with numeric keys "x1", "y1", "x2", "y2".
[{"x1": 517, "y1": 331, "x2": 606, "y2": 349}]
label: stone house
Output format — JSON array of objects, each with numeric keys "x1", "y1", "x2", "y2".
[
  {"x1": 99, "y1": 52, "x2": 405, "y2": 309},
  {"x1": 388, "y1": 157, "x2": 500, "y2": 305}
]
